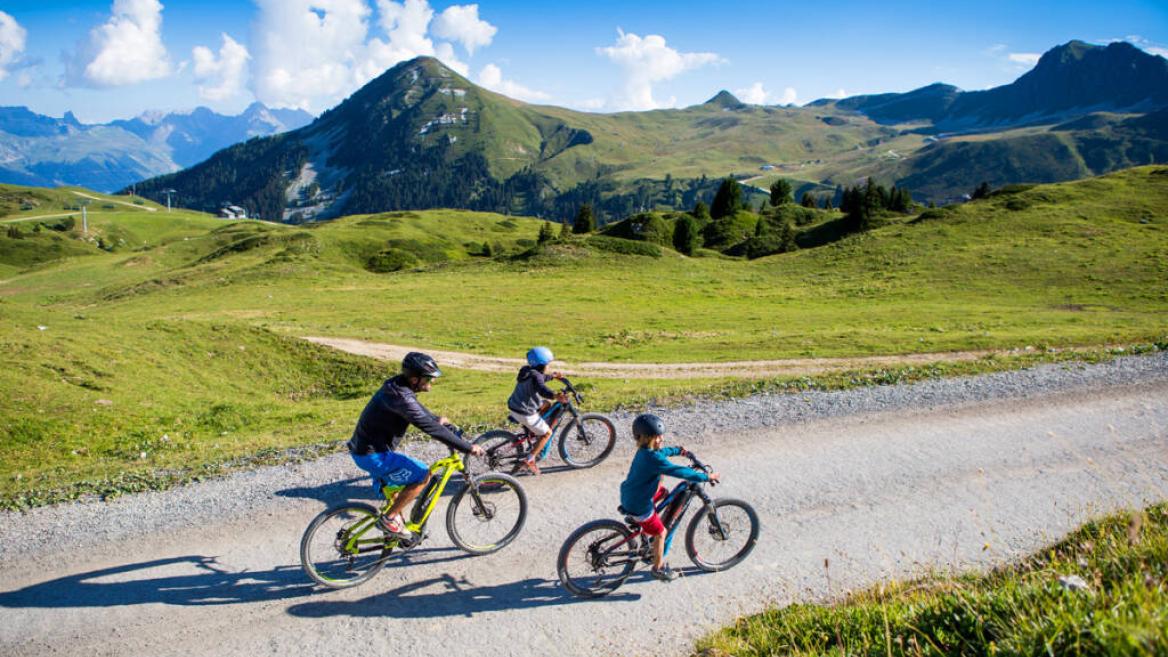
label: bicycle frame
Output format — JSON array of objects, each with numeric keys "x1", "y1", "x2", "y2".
[
  {"x1": 598, "y1": 479, "x2": 715, "y2": 568},
  {"x1": 337, "y1": 452, "x2": 467, "y2": 556},
  {"x1": 533, "y1": 400, "x2": 578, "y2": 460}
]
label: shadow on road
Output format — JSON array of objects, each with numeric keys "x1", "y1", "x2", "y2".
[
  {"x1": 287, "y1": 573, "x2": 639, "y2": 619},
  {"x1": 0, "y1": 555, "x2": 315, "y2": 608}
]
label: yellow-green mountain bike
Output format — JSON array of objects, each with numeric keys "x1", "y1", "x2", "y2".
[{"x1": 300, "y1": 445, "x2": 528, "y2": 589}]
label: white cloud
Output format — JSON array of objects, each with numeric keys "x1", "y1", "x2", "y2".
[
  {"x1": 1008, "y1": 52, "x2": 1041, "y2": 66},
  {"x1": 597, "y1": 29, "x2": 723, "y2": 110},
  {"x1": 778, "y1": 86, "x2": 798, "y2": 105},
  {"x1": 735, "y1": 82, "x2": 768, "y2": 104},
  {"x1": 432, "y1": 4, "x2": 496, "y2": 55},
  {"x1": 0, "y1": 11, "x2": 26, "y2": 81},
  {"x1": 1148, "y1": 47, "x2": 1168, "y2": 58},
  {"x1": 253, "y1": 0, "x2": 487, "y2": 112},
  {"x1": 193, "y1": 33, "x2": 250, "y2": 102},
  {"x1": 827, "y1": 88, "x2": 848, "y2": 99},
  {"x1": 477, "y1": 63, "x2": 549, "y2": 102},
  {"x1": 79, "y1": 0, "x2": 172, "y2": 86}
]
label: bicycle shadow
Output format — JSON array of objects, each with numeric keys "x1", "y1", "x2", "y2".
[
  {"x1": 0, "y1": 545, "x2": 486, "y2": 611},
  {"x1": 0, "y1": 555, "x2": 315, "y2": 608},
  {"x1": 286, "y1": 573, "x2": 639, "y2": 619}
]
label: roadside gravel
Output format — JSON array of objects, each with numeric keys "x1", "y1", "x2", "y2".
[{"x1": 1, "y1": 352, "x2": 1164, "y2": 565}]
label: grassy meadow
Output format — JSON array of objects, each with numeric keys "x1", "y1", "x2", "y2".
[
  {"x1": 1, "y1": 167, "x2": 1166, "y2": 507},
  {"x1": 695, "y1": 504, "x2": 1168, "y2": 657}
]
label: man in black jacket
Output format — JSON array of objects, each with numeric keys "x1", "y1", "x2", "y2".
[{"x1": 348, "y1": 352, "x2": 483, "y2": 539}]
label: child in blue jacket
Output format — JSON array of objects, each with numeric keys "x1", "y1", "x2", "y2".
[{"x1": 619, "y1": 413, "x2": 719, "y2": 581}]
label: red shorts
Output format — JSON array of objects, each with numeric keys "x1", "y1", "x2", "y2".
[{"x1": 636, "y1": 485, "x2": 669, "y2": 536}]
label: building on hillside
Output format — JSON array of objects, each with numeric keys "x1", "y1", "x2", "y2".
[
  {"x1": 219, "y1": 205, "x2": 248, "y2": 219},
  {"x1": 759, "y1": 164, "x2": 775, "y2": 171}
]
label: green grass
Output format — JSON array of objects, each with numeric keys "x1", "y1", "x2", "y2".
[
  {"x1": 1, "y1": 168, "x2": 1166, "y2": 507},
  {"x1": 696, "y1": 504, "x2": 1168, "y2": 657}
]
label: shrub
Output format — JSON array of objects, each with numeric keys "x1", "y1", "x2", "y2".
[
  {"x1": 366, "y1": 248, "x2": 419, "y2": 273},
  {"x1": 586, "y1": 235, "x2": 662, "y2": 257},
  {"x1": 6, "y1": 225, "x2": 23, "y2": 239}
]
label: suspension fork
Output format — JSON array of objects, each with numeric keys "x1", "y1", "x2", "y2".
[{"x1": 694, "y1": 486, "x2": 729, "y2": 540}]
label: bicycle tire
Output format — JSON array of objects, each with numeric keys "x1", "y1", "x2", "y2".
[
  {"x1": 445, "y1": 472, "x2": 528, "y2": 554},
  {"x1": 684, "y1": 497, "x2": 760, "y2": 572},
  {"x1": 473, "y1": 429, "x2": 527, "y2": 474},
  {"x1": 557, "y1": 519, "x2": 639, "y2": 598},
  {"x1": 300, "y1": 502, "x2": 390, "y2": 588},
  {"x1": 557, "y1": 413, "x2": 617, "y2": 469}
]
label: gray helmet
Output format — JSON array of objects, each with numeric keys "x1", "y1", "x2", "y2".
[
  {"x1": 632, "y1": 413, "x2": 666, "y2": 439},
  {"x1": 401, "y1": 352, "x2": 442, "y2": 378}
]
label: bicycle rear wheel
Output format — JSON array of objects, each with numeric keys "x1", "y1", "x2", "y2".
[
  {"x1": 557, "y1": 519, "x2": 640, "y2": 598},
  {"x1": 446, "y1": 472, "x2": 528, "y2": 554},
  {"x1": 558, "y1": 413, "x2": 617, "y2": 468},
  {"x1": 684, "y1": 498, "x2": 760, "y2": 572},
  {"x1": 300, "y1": 503, "x2": 390, "y2": 588},
  {"x1": 473, "y1": 430, "x2": 527, "y2": 475}
]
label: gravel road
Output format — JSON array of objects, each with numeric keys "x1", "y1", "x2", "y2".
[{"x1": 1, "y1": 354, "x2": 1166, "y2": 657}]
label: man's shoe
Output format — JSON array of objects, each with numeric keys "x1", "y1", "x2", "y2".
[
  {"x1": 650, "y1": 565, "x2": 678, "y2": 582},
  {"x1": 377, "y1": 514, "x2": 413, "y2": 540}
]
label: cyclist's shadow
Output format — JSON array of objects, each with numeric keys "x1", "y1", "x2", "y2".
[
  {"x1": 0, "y1": 555, "x2": 315, "y2": 608},
  {"x1": 287, "y1": 573, "x2": 639, "y2": 618}
]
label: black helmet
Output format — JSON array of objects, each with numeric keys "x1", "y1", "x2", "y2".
[
  {"x1": 632, "y1": 413, "x2": 666, "y2": 439},
  {"x1": 402, "y1": 352, "x2": 442, "y2": 378}
]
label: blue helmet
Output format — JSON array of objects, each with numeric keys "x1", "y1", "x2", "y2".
[{"x1": 526, "y1": 346, "x2": 554, "y2": 367}]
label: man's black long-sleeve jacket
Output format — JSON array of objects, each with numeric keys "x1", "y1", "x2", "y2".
[{"x1": 348, "y1": 376, "x2": 473, "y2": 455}]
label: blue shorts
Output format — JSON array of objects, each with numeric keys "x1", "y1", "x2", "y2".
[{"x1": 350, "y1": 450, "x2": 429, "y2": 495}]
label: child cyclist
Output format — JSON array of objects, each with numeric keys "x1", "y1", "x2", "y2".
[
  {"x1": 620, "y1": 413, "x2": 719, "y2": 581},
  {"x1": 506, "y1": 346, "x2": 569, "y2": 475}
]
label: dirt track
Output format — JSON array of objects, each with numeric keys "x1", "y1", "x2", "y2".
[
  {"x1": 1, "y1": 373, "x2": 1165, "y2": 657},
  {"x1": 304, "y1": 336, "x2": 1068, "y2": 379}
]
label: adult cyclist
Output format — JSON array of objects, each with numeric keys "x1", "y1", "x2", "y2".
[{"x1": 347, "y1": 351, "x2": 484, "y2": 539}]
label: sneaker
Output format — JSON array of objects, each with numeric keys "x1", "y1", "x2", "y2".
[
  {"x1": 650, "y1": 565, "x2": 678, "y2": 582},
  {"x1": 377, "y1": 513, "x2": 413, "y2": 540}
]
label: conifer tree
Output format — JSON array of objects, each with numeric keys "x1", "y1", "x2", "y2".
[
  {"x1": 769, "y1": 179, "x2": 793, "y2": 206},
  {"x1": 710, "y1": 178, "x2": 743, "y2": 219},
  {"x1": 538, "y1": 221, "x2": 556, "y2": 244},
  {"x1": 673, "y1": 215, "x2": 701, "y2": 255},
  {"x1": 572, "y1": 204, "x2": 595, "y2": 234},
  {"x1": 692, "y1": 200, "x2": 711, "y2": 221},
  {"x1": 800, "y1": 192, "x2": 817, "y2": 208}
]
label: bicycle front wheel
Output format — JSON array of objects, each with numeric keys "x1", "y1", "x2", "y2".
[
  {"x1": 446, "y1": 472, "x2": 528, "y2": 554},
  {"x1": 557, "y1": 413, "x2": 617, "y2": 468},
  {"x1": 685, "y1": 498, "x2": 760, "y2": 572},
  {"x1": 300, "y1": 503, "x2": 389, "y2": 588},
  {"x1": 557, "y1": 519, "x2": 639, "y2": 598}
]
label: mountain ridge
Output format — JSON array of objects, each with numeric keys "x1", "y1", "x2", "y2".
[
  {"x1": 133, "y1": 41, "x2": 1168, "y2": 220},
  {"x1": 0, "y1": 103, "x2": 313, "y2": 192}
]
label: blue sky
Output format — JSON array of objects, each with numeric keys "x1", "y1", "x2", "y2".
[{"x1": 0, "y1": 0, "x2": 1165, "y2": 123}]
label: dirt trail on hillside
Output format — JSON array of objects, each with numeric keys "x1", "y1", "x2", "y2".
[{"x1": 304, "y1": 336, "x2": 1080, "y2": 379}]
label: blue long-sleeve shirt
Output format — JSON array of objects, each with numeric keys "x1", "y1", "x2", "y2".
[{"x1": 619, "y1": 446, "x2": 709, "y2": 516}]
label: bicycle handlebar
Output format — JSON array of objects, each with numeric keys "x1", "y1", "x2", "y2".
[
  {"x1": 558, "y1": 376, "x2": 584, "y2": 404},
  {"x1": 686, "y1": 452, "x2": 717, "y2": 486}
]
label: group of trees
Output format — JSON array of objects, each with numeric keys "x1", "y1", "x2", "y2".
[{"x1": 839, "y1": 179, "x2": 914, "y2": 232}]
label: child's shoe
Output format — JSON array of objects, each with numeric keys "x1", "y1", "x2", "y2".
[{"x1": 650, "y1": 565, "x2": 678, "y2": 582}]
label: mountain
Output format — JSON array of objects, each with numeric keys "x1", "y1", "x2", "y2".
[
  {"x1": 109, "y1": 102, "x2": 312, "y2": 167},
  {"x1": 0, "y1": 104, "x2": 313, "y2": 192},
  {"x1": 133, "y1": 42, "x2": 1168, "y2": 219},
  {"x1": 820, "y1": 40, "x2": 1168, "y2": 128}
]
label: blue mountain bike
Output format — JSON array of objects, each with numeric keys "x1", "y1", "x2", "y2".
[{"x1": 473, "y1": 377, "x2": 617, "y2": 471}]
